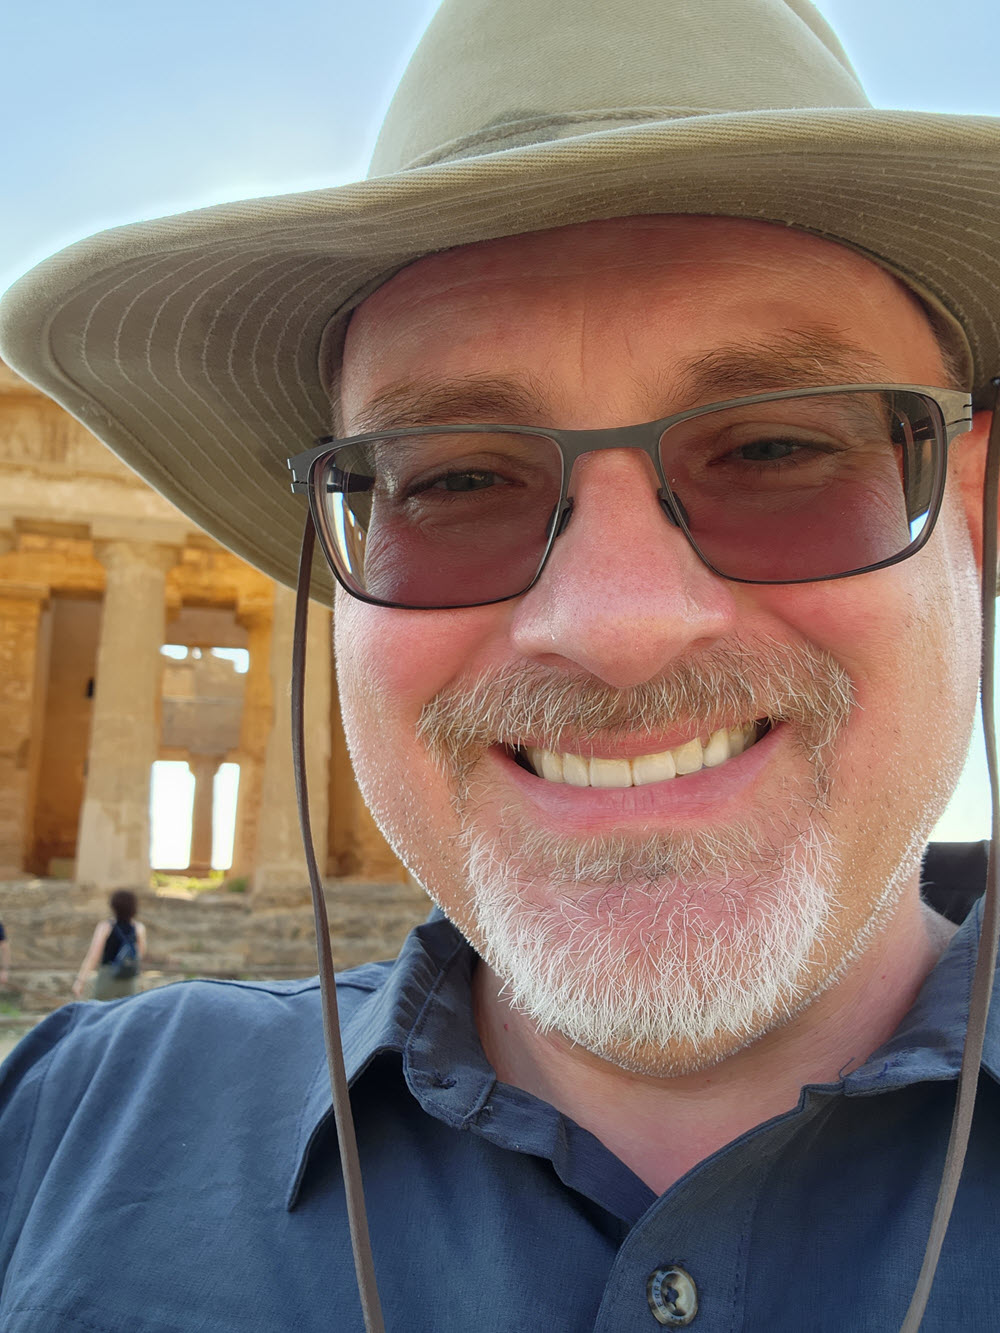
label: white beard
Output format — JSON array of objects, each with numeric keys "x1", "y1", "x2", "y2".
[
  {"x1": 464, "y1": 812, "x2": 840, "y2": 1074},
  {"x1": 417, "y1": 637, "x2": 859, "y2": 1074}
]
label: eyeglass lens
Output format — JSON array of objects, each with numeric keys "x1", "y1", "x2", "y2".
[{"x1": 313, "y1": 389, "x2": 942, "y2": 608}]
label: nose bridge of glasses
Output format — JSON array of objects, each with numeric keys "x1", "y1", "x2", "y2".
[
  {"x1": 557, "y1": 420, "x2": 663, "y2": 466},
  {"x1": 556, "y1": 423, "x2": 685, "y2": 536}
]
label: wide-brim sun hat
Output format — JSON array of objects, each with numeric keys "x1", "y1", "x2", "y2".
[{"x1": 1, "y1": 0, "x2": 999, "y2": 599}]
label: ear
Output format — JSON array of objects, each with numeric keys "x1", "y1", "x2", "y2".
[{"x1": 948, "y1": 409, "x2": 994, "y2": 573}]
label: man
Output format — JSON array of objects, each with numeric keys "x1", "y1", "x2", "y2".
[{"x1": 1, "y1": 1, "x2": 999, "y2": 1330}]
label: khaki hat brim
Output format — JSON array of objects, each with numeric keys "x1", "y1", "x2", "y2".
[{"x1": 2, "y1": 108, "x2": 999, "y2": 598}]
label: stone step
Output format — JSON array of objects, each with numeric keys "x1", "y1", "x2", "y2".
[
  {"x1": 0, "y1": 875, "x2": 430, "y2": 1015},
  {"x1": 154, "y1": 954, "x2": 248, "y2": 975},
  {"x1": 5, "y1": 964, "x2": 323, "y2": 1014}
]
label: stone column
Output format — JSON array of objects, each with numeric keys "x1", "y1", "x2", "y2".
[
  {"x1": 187, "y1": 754, "x2": 223, "y2": 873},
  {"x1": 0, "y1": 584, "x2": 49, "y2": 878},
  {"x1": 76, "y1": 540, "x2": 177, "y2": 889},
  {"x1": 229, "y1": 603, "x2": 273, "y2": 880},
  {"x1": 251, "y1": 586, "x2": 332, "y2": 907},
  {"x1": 329, "y1": 694, "x2": 406, "y2": 880}
]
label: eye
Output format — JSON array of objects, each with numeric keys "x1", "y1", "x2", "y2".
[
  {"x1": 732, "y1": 438, "x2": 808, "y2": 463},
  {"x1": 429, "y1": 470, "x2": 502, "y2": 492}
]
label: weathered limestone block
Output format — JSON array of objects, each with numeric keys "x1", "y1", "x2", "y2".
[
  {"x1": 0, "y1": 880, "x2": 94, "y2": 965},
  {"x1": 161, "y1": 653, "x2": 245, "y2": 756},
  {"x1": 229, "y1": 604, "x2": 273, "y2": 879},
  {"x1": 126, "y1": 892, "x2": 248, "y2": 975},
  {"x1": 0, "y1": 586, "x2": 48, "y2": 878},
  {"x1": 251, "y1": 588, "x2": 331, "y2": 908},
  {"x1": 244, "y1": 876, "x2": 429, "y2": 971},
  {"x1": 29, "y1": 596, "x2": 101, "y2": 876},
  {"x1": 76, "y1": 540, "x2": 178, "y2": 889},
  {"x1": 328, "y1": 669, "x2": 406, "y2": 882}
]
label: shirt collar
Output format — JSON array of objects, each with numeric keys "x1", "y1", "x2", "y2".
[
  {"x1": 287, "y1": 912, "x2": 478, "y2": 1208},
  {"x1": 844, "y1": 897, "x2": 1000, "y2": 1093},
  {"x1": 288, "y1": 898, "x2": 1000, "y2": 1206}
]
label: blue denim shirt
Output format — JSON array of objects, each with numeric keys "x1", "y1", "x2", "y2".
[{"x1": 2, "y1": 903, "x2": 999, "y2": 1332}]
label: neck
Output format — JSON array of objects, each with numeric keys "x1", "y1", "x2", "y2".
[{"x1": 473, "y1": 891, "x2": 954, "y2": 1195}]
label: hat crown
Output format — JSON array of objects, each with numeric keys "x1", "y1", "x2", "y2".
[{"x1": 369, "y1": 0, "x2": 871, "y2": 177}]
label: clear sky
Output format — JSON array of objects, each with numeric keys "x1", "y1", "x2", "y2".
[{"x1": 3, "y1": 0, "x2": 999, "y2": 840}]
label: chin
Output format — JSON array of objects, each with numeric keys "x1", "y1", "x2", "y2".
[{"x1": 457, "y1": 807, "x2": 859, "y2": 1074}]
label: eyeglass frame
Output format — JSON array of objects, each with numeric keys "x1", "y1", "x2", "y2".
[{"x1": 287, "y1": 382, "x2": 975, "y2": 610}]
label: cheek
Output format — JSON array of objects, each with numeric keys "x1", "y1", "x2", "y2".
[
  {"x1": 333, "y1": 593, "x2": 509, "y2": 904},
  {"x1": 767, "y1": 491, "x2": 979, "y2": 704},
  {"x1": 759, "y1": 510, "x2": 981, "y2": 838},
  {"x1": 333, "y1": 594, "x2": 504, "y2": 797}
]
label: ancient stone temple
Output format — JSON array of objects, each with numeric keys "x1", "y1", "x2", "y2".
[{"x1": 0, "y1": 360, "x2": 428, "y2": 1011}]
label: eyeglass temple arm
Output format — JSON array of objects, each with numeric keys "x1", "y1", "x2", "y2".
[
  {"x1": 900, "y1": 380, "x2": 1000, "y2": 1333},
  {"x1": 288, "y1": 460, "x2": 374, "y2": 494},
  {"x1": 292, "y1": 511, "x2": 386, "y2": 1333},
  {"x1": 326, "y1": 468, "x2": 374, "y2": 493}
]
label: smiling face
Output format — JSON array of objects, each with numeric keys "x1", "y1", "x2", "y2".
[{"x1": 334, "y1": 215, "x2": 983, "y2": 1075}]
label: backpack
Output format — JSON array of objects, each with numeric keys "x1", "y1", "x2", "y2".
[{"x1": 110, "y1": 923, "x2": 140, "y2": 980}]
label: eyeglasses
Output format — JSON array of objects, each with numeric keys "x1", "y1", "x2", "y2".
[{"x1": 287, "y1": 384, "x2": 973, "y2": 610}]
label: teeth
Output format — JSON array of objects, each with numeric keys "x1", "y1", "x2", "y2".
[
  {"x1": 673, "y1": 737, "x2": 705, "y2": 775},
  {"x1": 589, "y1": 756, "x2": 633, "y2": 788},
  {"x1": 702, "y1": 729, "x2": 731, "y2": 768},
  {"x1": 632, "y1": 749, "x2": 676, "y2": 786},
  {"x1": 522, "y1": 722, "x2": 764, "y2": 788}
]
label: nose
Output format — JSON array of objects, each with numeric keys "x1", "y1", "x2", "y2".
[{"x1": 509, "y1": 449, "x2": 738, "y2": 688}]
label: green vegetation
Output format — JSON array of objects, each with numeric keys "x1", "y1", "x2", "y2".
[{"x1": 151, "y1": 871, "x2": 229, "y2": 897}]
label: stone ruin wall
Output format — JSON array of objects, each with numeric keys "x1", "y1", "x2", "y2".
[{"x1": 0, "y1": 361, "x2": 430, "y2": 1013}]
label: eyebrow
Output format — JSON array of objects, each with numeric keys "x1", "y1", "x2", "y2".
[
  {"x1": 345, "y1": 328, "x2": 895, "y2": 433},
  {"x1": 670, "y1": 329, "x2": 894, "y2": 403},
  {"x1": 347, "y1": 377, "x2": 549, "y2": 434}
]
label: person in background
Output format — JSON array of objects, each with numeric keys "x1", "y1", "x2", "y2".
[
  {"x1": 72, "y1": 890, "x2": 146, "y2": 1002},
  {"x1": 0, "y1": 923, "x2": 9, "y2": 987}
]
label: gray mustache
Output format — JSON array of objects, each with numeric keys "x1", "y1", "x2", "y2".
[{"x1": 417, "y1": 637, "x2": 854, "y2": 766}]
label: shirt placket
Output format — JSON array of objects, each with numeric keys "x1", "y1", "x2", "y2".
[{"x1": 592, "y1": 1090, "x2": 838, "y2": 1332}]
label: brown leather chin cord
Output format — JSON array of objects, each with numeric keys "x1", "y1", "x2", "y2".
[
  {"x1": 292, "y1": 513, "x2": 385, "y2": 1333},
  {"x1": 292, "y1": 391, "x2": 1000, "y2": 1331}
]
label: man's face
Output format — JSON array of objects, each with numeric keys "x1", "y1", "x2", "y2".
[{"x1": 335, "y1": 216, "x2": 983, "y2": 1075}]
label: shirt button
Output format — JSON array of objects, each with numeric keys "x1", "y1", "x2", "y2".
[{"x1": 646, "y1": 1266, "x2": 698, "y2": 1326}]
